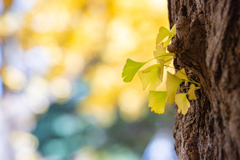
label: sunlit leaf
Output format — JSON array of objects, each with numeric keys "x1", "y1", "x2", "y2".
[
  {"x1": 158, "y1": 63, "x2": 164, "y2": 82},
  {"x1": 154, "y1": 43, "x2": 174, "y2": 64},
  {"x1": 148, "y1": 91, "x2": 168, "y2": 114},
  {"x1": 170, "y1": 24, "x2": 176, "y2": 35},
  {"x1": 166, "y1": 71, "x2": 183, "y2": 104},
  {"x1": 163, "y1": 38, "x2": 172, "y2": 47},
  {"x1": 155, "y1": 42, "x2": 167, "y2": 53},
  {"x1": 164, "y1": 58, "x2": 173, "y2": 67},
  {"x1": 138, "y1": 64, "x2": 161, "y2": 91},
  {"x1": 154, "y1": 43, "x2": 166, "y2": 58},
  {"x1": 175, "y1": 93, "x2": 190, "y2": 115},
  {"x1": 122, "y1": 59, "x2": 146, "y2": 82},
  {"x1": 163, "y1": 24, "x2": 176, "y2": 47},
  {"x1": 187, "y1": 84, "x2": 197, "y2": 100},
  {"x1": 156, "y1": 27, "x2": 171, "y2": 44},
  {"x1": 175, "y1": 68, "x2": 188, "y2": 80}
]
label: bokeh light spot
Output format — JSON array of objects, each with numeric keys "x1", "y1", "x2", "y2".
[
  {"x1": 118, "y1": 88, "x2": 148, "y2": 122},
  {"x1": 50, "y1": 77, "x2": 72, "y2": 100},
  {"x1": 52, "y1": 114, "x2": 79, "y2": 137},
  {"x1": 2, "y1": 66, "x2": 26, "y2": 91}
]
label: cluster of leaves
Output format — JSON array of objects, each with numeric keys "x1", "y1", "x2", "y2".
[{"x1": 122, "y1": 25, "x2": 201, "y2": 115}]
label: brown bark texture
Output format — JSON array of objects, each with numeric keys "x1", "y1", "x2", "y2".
[{"x1": 167, "y1": 0, "x2": 240, "y2": 159}]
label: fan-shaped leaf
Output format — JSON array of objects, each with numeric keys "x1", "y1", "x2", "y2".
[
  {"x1": 156, "y1": 27, "x2": 171, "y2": 44},
  {"x1": 170, "y1": 24, "x2": 176, "y2": 35},
  {"x1": 148, "y1": 91, "x2": 168, "y2": 114},
  {"x1": 122, "y1": 59, "x2": 146, "y2": 82},
  {"x1": 175, "y1": 93, "x2": 190, "y2": 115},
  {"x1": 138, "y1": 64, "x2": 161, "y2": 91},
  {"x1": 187, "y1": 84, "x2": 197, "y2": 100},
  {"x1": 154, "y1": 43, "x2": 175, "y2": 65},
  {"x1": 166, "y1": 72, "x2": 183, "y2": 104},
  {"x1": 175, "y1": 68, "x2": 188, "y2": 80}
]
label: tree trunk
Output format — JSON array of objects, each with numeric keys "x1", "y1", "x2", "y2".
[{"x1": 167, "y1": 0, "x2": 240, "y2": 159}]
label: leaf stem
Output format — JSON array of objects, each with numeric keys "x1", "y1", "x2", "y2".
[
  {"x1": 179, "y1": 87, "x2": 190, "y2": 89},
  {"x1": 146, "y1": 54, "x2": 175, "y2": 63},
  {"x1": 180, "y1": 86, "x2": 201, "y2": 90},
  {"x1": 164, "y1": 58, "x2": 173, "y2": 63},
  {"x1": 163, "y1": 65, "x2": 201, "y2": 86},
  {"x1": 186, "y1": 80, "x2": 201, "y2": 86}
]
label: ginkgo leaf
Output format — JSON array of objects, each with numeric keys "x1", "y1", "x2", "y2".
[
  {"x1": 163, "y1": 38, "x2": 172, "y2": 47},
  {"x1": 175, "y1": 93, "x2": 190, "y2": 115},
  {"x1": 154, "y1": 43, "x2": 175, "y2": 64},
  {"x1": 158, "y1": 63, "x2": 164, "y2": 82},
  {"x1": 148, "y1": 91, "x2": 168, "y2": 114},
  {"x1": 163, "y1": 24, "x2": 176, "y2": 47},
  {"x1": 187, "y1": 84, "x2": 197, "y2": 100},
  {"x1": 164, "y1": 57, "x2": 173, "y2": 67},
  {"x1": 154, "y1": 43, "x2": 166, "y2": 58},
  {"x1": 154, "y1": 43, "x2": 167, "y2": 64},
  {"x1": 122, "y1": 59, "x2": 146, "y2": 82},
  {"x1": 166, "y1": 72, "x2": 183, "y2": 104},
  {"x1": 170, "y1": 24, "x2": 176, "y2": 35},
  {"x1": 168, "y1": 24, "x2": 176, "y2": 39},
  {"x1": 154, "y1": 43, "x2": 169, "y2": 57},
  {"x1": 156, "y1": 27, "x2": 171, "y2": 44},
  {"x1": 138, "y1": 64, "x2": 161, "y2": 91},
  {"x1": 175, "y1": 68, "x2": 188, "y2": 80}
]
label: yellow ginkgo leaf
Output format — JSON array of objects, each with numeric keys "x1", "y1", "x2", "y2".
[
  {"x1": 155, "y1": 42, "x2": 166, "y2": 54},
  {"x1": 187, "y1": 84, "x2": 197, "y2": 100},
  {"x1": 148, "y1": 91, "x2": 168, "y2": 114},
  {"x1": 158, "y1": 63, "x2": 164, "y2": 82},
  {"x1": 163, "y1": 24, "x2": 176, "y2": 47},
  {"x1": 164, "y1": 57, "x2": 173, "y2": 67},
  {"x1": 138, "y1": 64, "x2": 162, "y2": 91},
  {"x1": 170, "y1": 24, "x2": 176, "y2": 35},
  {"x1": 122, "y1": 59, "x2": 146, "y2": 82},
  {"x1": 154, "y1": 43, "x2": 175, "y2": 65},
  {"x1": 175, "y1": 68, "x2": 188, "y2": 80},
  {"x1": 166, "y1": 72, "x2": 183, "y2": 104},
  {"x1": 156, "y1": 27, "x2": 171, "y2": 44},
  {"x1": 154, "y1": 43, "x2": 167, "y2": 64},
  {"x1": 163, "y1": 38, "x2": 172, "y2": 47},
  {"x1": 175, "y1": 93, "x2": 190, "y2": 115}
]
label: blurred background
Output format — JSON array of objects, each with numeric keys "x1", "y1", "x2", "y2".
[{"x1": 0, "y1": 0, "x2": 177, "y2": 159}]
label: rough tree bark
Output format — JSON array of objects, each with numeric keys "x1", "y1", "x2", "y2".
[{"x1": 167, "y1": 0, "x2": 240, "y2": 159}]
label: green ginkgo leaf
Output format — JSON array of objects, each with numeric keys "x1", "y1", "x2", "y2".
[
  {"x1": 187, "y1": 84, "x2": 197, "y2": 100},
  {"x1": 148, "y1": 91, "x2": 168, "y2": 114},
  {"x1": 122, "y1": 59, "x2": 146, "y2": 82},
  {"x1": 166, "y1": 71, "x2": 183, "y2": 104},
  {"x1": 175, "y1": 68, "x2": 188, "y2": 80},
  {"x1": 175, "y1": 93, "x2": 190, "y2": 115},
  {"x1": 138, "y1": 64, "x2": 161, "y2": 91},
  {"x1": 156, "y1": 27, "x2": 171, "y2": 44}
]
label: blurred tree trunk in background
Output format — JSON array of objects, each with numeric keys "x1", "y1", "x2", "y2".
[{"x1": 167, "y1": 0, "x2": 240, "y2": 159}]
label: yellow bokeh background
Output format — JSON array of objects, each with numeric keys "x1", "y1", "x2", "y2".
[
  {"x1": 0, "y1": 0, "x2": 174, "y2": 159},
  {"x1": 1, "y1": 0, "x2": 169, "y2": 124}
]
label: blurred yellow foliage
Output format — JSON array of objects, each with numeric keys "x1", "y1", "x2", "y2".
[{"x1": 1, "y1": 0, "x2": 169, "y2": 126}]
